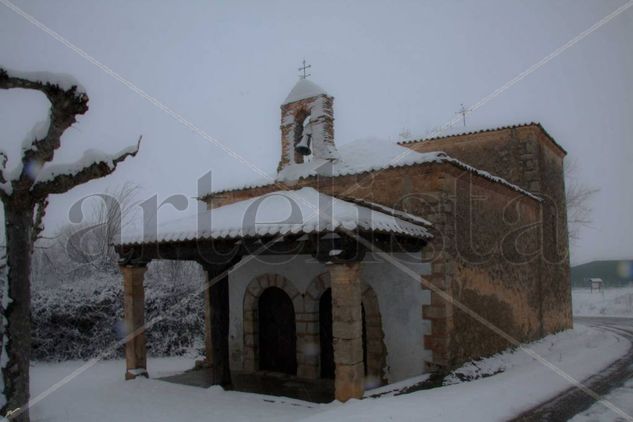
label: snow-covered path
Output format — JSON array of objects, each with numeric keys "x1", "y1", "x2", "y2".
[{"x1": 29, "y1": 324, "x2": 629, "y2": 422}]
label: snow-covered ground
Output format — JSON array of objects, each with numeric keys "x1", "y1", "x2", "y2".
[
  {"x1": 29, "y1": 324, "x2": 630, "y2": 422},
  {"x1": 570, "y1": 379, "x2": 633, "y2": 422},
  {"x1": 572, "y1": 287, "x2": 633, "y2": 317},
  {"x1": 570, "y1": 378, "x2": 633, "y2": 422}
]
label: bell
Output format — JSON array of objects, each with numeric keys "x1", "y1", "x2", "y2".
[{"x1": 295, "y1": 135, "x2": 312, "y2": 156}]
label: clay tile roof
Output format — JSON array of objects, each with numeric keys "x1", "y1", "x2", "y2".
[
  {"x1": 118, "y1": 187, "x2": 432, "y2": 246},
  {"x1": 398, "y1": 122, "x2": 567, "y2": 155}
]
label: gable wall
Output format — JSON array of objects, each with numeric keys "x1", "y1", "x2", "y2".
[
  {"x1": 535, "y1": 130, "x2": 572, "y2": 332},
  {"x1": 402, "y1": 125, "x2": 572, "y2": 343}
]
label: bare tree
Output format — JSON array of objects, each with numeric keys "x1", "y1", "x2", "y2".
[
  {"x1": 0, "y1": 68, "x2": 140, "y2": 422},
  {"x1": 565, "y1": 159, "x2": 599, "y2": 243},
  {"x1": 56, "y1": 182, "x2": 141, "y2": 273}
]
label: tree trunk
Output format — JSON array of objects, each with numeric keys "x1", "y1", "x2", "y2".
[{"x1": 1, "y1": 200, "x2": 33, "y2": 422}]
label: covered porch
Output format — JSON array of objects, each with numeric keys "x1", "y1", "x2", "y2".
[
  {"x1": 158, "y1": 368, "x2": 334, "y2": 403},
  {"x1": 115, "y1": 187, "x2": 430, "y2": 402}
]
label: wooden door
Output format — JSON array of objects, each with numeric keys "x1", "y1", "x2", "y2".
[{"x1": 258, "y1": 287, "x2": 297, "y2": 374}]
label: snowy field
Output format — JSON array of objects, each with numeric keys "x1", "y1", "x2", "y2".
[
  {"x1": 30, "y1": 324, "x2": 629, "y2": 422},
  {"x1": 572, "y1": 287, "x2": 633, "y2": 317}
]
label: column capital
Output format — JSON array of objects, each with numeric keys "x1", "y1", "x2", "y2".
[
  {"x1": 119, "y1": 263, "x2": 148, "y2": 273},
  {"x1": 313, "y1": 233, "x2": 366, "y2": 264},
  {"x1": 326, "y1": 260, "x2": 362, "y2": 282}
]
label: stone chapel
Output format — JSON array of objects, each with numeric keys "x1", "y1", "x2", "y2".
[{"x1": 117, "y1": 77, "x2": 572, "y2": 402}]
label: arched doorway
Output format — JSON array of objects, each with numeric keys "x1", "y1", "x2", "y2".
[
  {"x1": 319, "y1": 288, "x2": 368, "y2": 379},
  {"x1": 258, "y1": 287, "x2": 297, "y2": 374}
]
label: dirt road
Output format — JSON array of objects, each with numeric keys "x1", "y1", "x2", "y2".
[{"x1": 512, "y1": 317, "x2": 633, "y2": 421}]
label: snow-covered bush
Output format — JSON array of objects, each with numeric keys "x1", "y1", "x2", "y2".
[{"x1": 31, "y1": 261, "x2": 205, "y2": 361}]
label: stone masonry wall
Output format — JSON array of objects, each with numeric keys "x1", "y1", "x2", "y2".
[
  {"x1": 440, "y1": 169, "x2": 543, "y2": 365},
  {"x1": 535, "y1": 130, "x2": 573, "y2": 332},
  {"x1": 203, "y1": 125, "x2": 570, "y2": 371},
  {"x1": 214, "y1": 162, "x2": 542, "y2": 368},
  {"x1": 278, "y1": 94, "x2": 335, "y2": 171},
  {"x1": 403, "y1": 124, "x2": 572, "y2": 338}
]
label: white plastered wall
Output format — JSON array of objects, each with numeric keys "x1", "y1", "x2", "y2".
[{"x1": 227, "y1": 252, "x2": 431, "y2": 383}]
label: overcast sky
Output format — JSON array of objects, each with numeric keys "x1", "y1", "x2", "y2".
[{"x1": 1, "y1": 0, "x2": 632, "y2": 265}]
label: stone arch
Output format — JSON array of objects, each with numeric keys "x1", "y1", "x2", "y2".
[
  {"x1": 361, "y1": 283, "x2": 388, "y2": 387},
  {"x1": 242, "y1": 273, "x2": 302, "y2": 372},
  {"x1": 293, "y1": 108, "x2": 311, "y2": 164},
  {"x1": 304, "y1": 272, "x2": 388, "y2": 385}
]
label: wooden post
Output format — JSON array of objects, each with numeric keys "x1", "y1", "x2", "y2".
[
  {"x1": 328, "y1": 261, "x2": 364, "y2": 402},
  {"x1": 120, "y1": 265, "x2": 148, "y2": 380}
]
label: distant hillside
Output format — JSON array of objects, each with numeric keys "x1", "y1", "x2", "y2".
[{"x1": 571, "y1": 260, "x2": 633, "y2": 288}]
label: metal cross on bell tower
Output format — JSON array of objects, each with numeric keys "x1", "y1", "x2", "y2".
[
  {"x1": 458, "y1": 103, "x2": 468, "y2": 127},
  {"x1": 298, "y1": 59, "x2": 312, "y2": 79}
]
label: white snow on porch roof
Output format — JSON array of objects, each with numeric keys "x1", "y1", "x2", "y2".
[{"x1": 119, "y1": 187, "x2": 431, "y2": 245}]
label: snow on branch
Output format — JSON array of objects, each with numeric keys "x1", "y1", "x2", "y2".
[
  {"x1": 0, "y1": 67, "x2": 89, "y2": 186},
  {"x1": 0, "y1": 68, "x2": 86, "y2": 93},
  {"x1": 31, "y1": 136, "x2": 142, "y2": 198}
]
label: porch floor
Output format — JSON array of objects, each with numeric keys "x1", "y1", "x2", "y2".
[{"x1": 157, "y1": 369, "x2": 335, "y2": 403}]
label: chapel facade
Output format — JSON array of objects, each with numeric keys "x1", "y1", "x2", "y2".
[{"x1": 116, "y1": 78, "x2": 572, "y2": 403}]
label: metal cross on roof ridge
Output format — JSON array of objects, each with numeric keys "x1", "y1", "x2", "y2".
[
  {"x1": 458, "y1": 103, "x2": 468, "y2": 127},
  {"x1": 298, "y1": 59, "x2": 312, "y2": 79}
]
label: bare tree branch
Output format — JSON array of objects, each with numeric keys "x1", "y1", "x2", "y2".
[
  {"x1": 31, "y1": 136, "x2": 141, "y2": 199},
  {"x1": 0, "y1": 150, "x2": 7, "y2": 200},
  {"x1": 31, "y1": 198, "x2": 49, "y2": 245},
  {"x1": 0, "y1": 68, "x2": 89, "y2": 189},
  {"x1": 0, "y1": 150, "x2": 7, "y2": 184},
  {"x1": 565, "y1": 159, "x2": 599, "y2": 242}
]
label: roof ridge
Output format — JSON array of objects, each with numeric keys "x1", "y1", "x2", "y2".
[
  {"x1": 397, "y1": 122, "x2": 541, "y2": 144},
  {"x1": 398, "y1": 122, "x2": 567, "y2": 155},
  {"x1": 331, "y1": 194, "x2": 432, "y2": 227}
]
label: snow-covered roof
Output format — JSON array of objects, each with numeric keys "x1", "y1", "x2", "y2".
[
  {"x1": 398, "y1": 122, "x2": 567, "y2": 155},
  {"x1": 283, "y1": 79, "x2": 328, "y2": 105},
  {"x1": 204, "y1": 138, "x2": 540, "y2": 201},
  {"x1": 119, "y1": 187, "x2": 431, "y2": 245},
  {"x1": 276, "y1": 138, "x2": 446, "y2": 181}
]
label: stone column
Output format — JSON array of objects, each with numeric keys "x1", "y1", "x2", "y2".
[
  {"x1": 120, "y1": 265, "x2": 148, "y2": 380},
  {"x1": 203, "y1": 269, "x2": 231, "y2": 386},
  {"x1": 296, "y1": 311, "x2": 320, "y2": 379},
  {"x1": 328, "y1": 261, "x2": 364, "y2": 402}
]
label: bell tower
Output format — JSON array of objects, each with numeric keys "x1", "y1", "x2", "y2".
[{"x1": 278, "y1": 78, "x2": 338, "y2": 172}]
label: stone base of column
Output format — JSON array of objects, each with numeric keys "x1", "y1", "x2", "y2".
[
  {"x1": 194, "y1": 358, "x2": 213, "y2": 369},
  {"x1": 297, "y1": 363, "x2": 319, "y2": 379},
  {"x1": 125, "y1": 368, "x2": 148, "y2": 380},
  {"x1": 335, "y1": 362, "x2": 364, "y2": 401}
]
